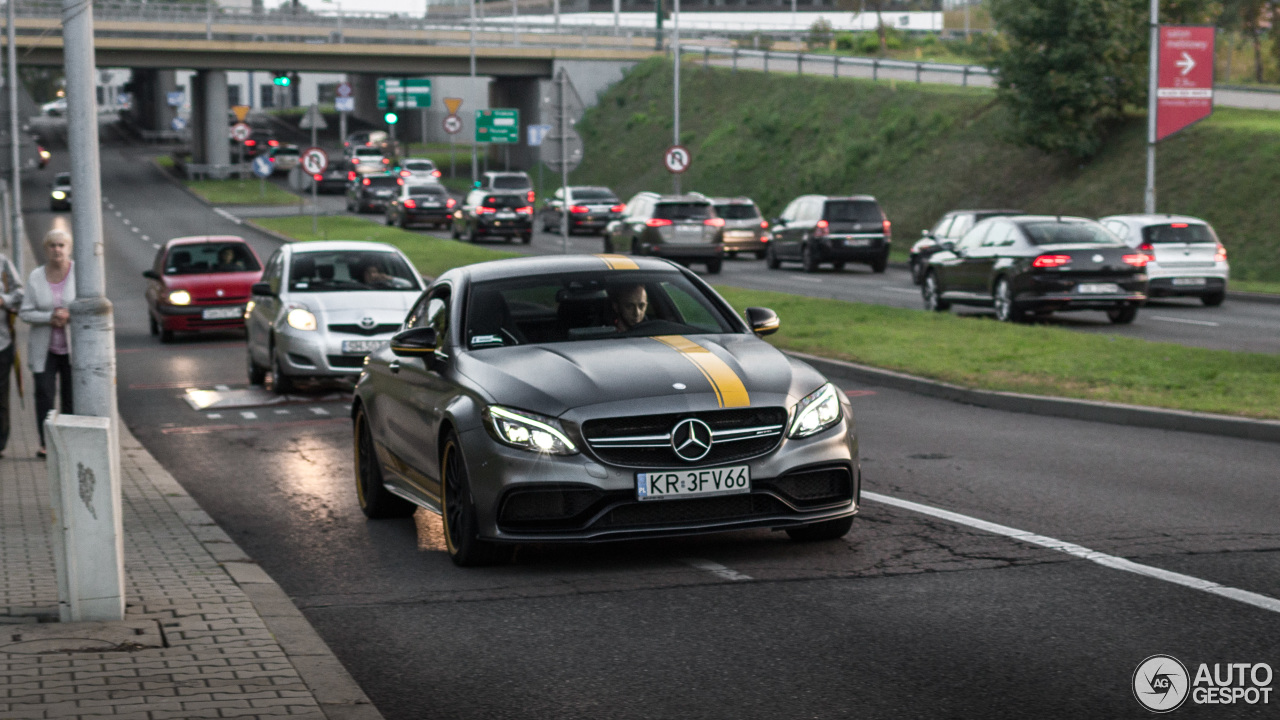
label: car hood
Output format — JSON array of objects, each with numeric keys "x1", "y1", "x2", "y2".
[
  {"x1": 285, "y1": 289, "x2": 418, "y2": 323},
  {"x1": 454, "y1": 334, "x2": 829, "y2": 419},
  {"x1": 164, "y1": 270, "x2": 262, "y2": 301}
]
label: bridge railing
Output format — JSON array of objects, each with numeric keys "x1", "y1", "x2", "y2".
[{"x1": 681, "y1": 45, "x2": 994, "y2": 86}]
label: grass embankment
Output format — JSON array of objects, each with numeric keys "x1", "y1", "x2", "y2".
[
  {"x1": 154, "y1": 155, "x2": 300, "y2": 206},
  {"x1": 569, "y1": 59, "x2": 1280, "y2": 284},
  {"x1": 251, "y1": 216, "x2": 1280, "y2": 420}
]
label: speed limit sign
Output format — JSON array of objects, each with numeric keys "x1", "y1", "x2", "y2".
[
  {"x1": 664, "y1": 145, "x2": 691, "y2": 174},
  {"x1": 300, "y1": 146, "x2": 329, "y2": 175},
  {"x1": 230, "y1": 122, "x2": 252, "y2": 142}
]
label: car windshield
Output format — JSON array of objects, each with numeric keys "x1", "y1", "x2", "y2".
[
  {"x1": 363, "y1": 175, "x2": 398, "y2": 188},
  {"x1": 572, "y1": 189, "x2": 616, "y2": 202},
  {"x1": 1142, "y1": 223, "x2": 1215, "y2": 244},
  {"x1": 714, "y1": 204, "x2": 760, "y2": 219},
  {"x1": 654, "y1": 203, "x2": 712, "y2": 221},
  {"x1": 491, "y1": 175, "x2": 530, "y2": 189},
  {"x1": 288, "y1": 251, "x2": 420, "y2": 292},
  {"x1": 403, "y1": 160, "x2": 435, "y2": 171},
  {"x1": 164, "y1": 243, "x2": 261, "y2": 275},
  {"x1": 464, "y1": 271, "x2": 736, "y2": 349},
  {"x1": 823, "y1": 200, "x2": 882, "y2": 223},
  {"x1": 1020, "y1": 221, "x2": 1117, "y2": 246}
]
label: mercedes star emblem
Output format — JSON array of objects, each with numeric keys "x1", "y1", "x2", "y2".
[{"x1": 671, "y1": 418, "x2": 713, "y2": 462}]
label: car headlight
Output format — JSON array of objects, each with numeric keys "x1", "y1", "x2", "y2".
[
  {"x1": 244, "y1": 299, "x2": 255, "y2": 318},
  {"x1": 482, "y1": 405, "x2": 578, "y2": 455},
  {"x1": 51, "y1": 190, "x2": 66, "y2": 200},
  {"x1": 286, "y1": 306, "x2": 317, "y2": 331},
  {"x1": 167, "y1": 289, "x2": 191, "y2": 306},
  {"x1": 788, "y1": 383, "x2": 842, "y2": 439}
]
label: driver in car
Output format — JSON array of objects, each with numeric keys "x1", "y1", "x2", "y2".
[
  {"x1": 609, "y1": 283, "x2": 648, "y2": 332},
  {"x1": 359, "y1": 260, "x2": 394, "y2": 288}
]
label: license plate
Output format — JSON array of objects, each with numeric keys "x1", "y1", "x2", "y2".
[
  {"x1": 201, "y1": 306, "x2": 243, "y2": 320},
  {"x1": 636, "y1": 465, "x2": 750, "y2": 501},
  {"x1": 1076, "y1": 283, "x2": 1122, "y2": 294},
  {"x1": 497, "y1": 212, "x2": 516, "y2": 219},
  {"x1": 1172, "y1": 277, "x2": 1207, "y2": 286},
  {"x1": 841, "y1": 237, "x2": 871, "y2": 246},
  {"x1": 342, "y1": 340, "x2": 383, "y2": 354}
]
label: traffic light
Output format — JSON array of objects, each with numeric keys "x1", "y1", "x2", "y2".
[
  {"x1": 273, "y1": 73, "x2": 291, "y2": 87},
  {"x1": 384, "y1": 112, "x2": 398, "y2": 125},
  {"x1": 384, "y1": 95, "x2": 398, "y2": 125}
]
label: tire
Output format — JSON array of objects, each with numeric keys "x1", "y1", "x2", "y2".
[
  {"x1": 385, "y1": 213, "x2": 394, "y2": 226},
  {"x1": 603, "y1": 237, "x2": 615, "y2": 254},
  {"x1": 521, "y1": 233, "x2": 532, "y2": 244},
  {"x1": 870, "y1": 252, "x2": 888, "y2": 274},
  {"x1": 246, "y1": 349, "x2": 266, "y2": 386},
  {"x1": 271, "y1": 345, "x2": 295, "y2": 394},
  {"x1": 441, "y1": 431, "x2": 505, "y2": 567},
  {"x1": 832, "y1": 262, "x2": 846, "y2": 271},
  {"x1": 726, "y1": 251, "x2": 738, "y2": 259},
  {"x1": 922, "y1": 271, "x2": 950, "y2": 311},
  {"x1": 1201, "y1": 292, "x2": 1225, "y2": 307},
  {"x1": 993, "y1": 278, "x2": 1025, "y2": 323},
  {"x1": 909, "y1": 259, "x2": 925, "y2": 285},
  {"x1": 160, "y1": 327, "x2": 175, "y2": 343},
  {"x1": 631, "y1": 238, "x2": 643, "y2": 256},
  {"x1": 451, "y1": 223, "x2": 460, "y2": 240},
  {"x1": 765, "y1": 244, "x2": 781, "y2": 269},
  {"x1": 148, "y1": 313, "x2": 159, "y2": 336},
  {"x1": 705, "y1": 257, "x2": 723, "y2": 274},
  {"x1": 755, "y1": 250, "x2": 767, "y2": 260},
  {"x1": 468, "y1": 226, "x2": 478, "y2": 243},
  {"x1": 353, "y1": 407, "x2": 416, "y2": 519},
  {"x1": 801, "y1": 243, "x2": 819, "y2": 273},
  {"x1": 786, "y1": 515, "x2": 855, "y2": 542},
  {"x1": 1107, "y1": 306, "x2": 1138, "y2": 324},
  {"x1": 399, "y1": 215, "x2": 409, "y2": 229}
]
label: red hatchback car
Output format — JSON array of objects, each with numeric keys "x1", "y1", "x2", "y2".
[{"x1": 143, "y1": 236, "x2": 263, "y2": 342}]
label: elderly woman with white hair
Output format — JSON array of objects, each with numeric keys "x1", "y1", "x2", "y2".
[{"x1": 19, "y1": 229, "x2": 75, "y2": 458}]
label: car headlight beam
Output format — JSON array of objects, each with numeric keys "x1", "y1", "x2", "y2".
[
  {"x1": 286, "y1": 306, "x2": 317, "y2": 331},
  {"x1": 788, "y1": 383, "x2": 842, "y2": 439},
  {"x1": 51, "y1": 190, "x2": 67, "y2": 200},
  {"x1": 483, "y1": 405, "x2": 578, "y2": 456},
  {"x1": 167, "y1": 289, "x2": 191, "y2": 306}
]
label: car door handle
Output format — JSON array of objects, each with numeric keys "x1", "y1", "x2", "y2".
[{"x1": 389, "y1": 360, "x2": 401, "y2": 373}]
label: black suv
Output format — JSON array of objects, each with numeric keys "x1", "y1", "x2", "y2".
[
  {"x1": 767, "y1": 194, "x2": 891, "y2": 273},
  {"x1": 605, "y1": 191, "x2": 725, "y2": 274},
  {"x1": 480, "y1": 171, "x2": 535, "y2": 205},
  {"x1": 346, "y1": 172, "x2": 400, "y2": 213},
  {"x1": 451, "y1": 189, "x2": 533, "y2": 243}
]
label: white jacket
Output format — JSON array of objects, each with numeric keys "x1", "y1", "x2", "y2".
[{"x1": 19, "y1": 263, "x2": 75, "y2": 374}]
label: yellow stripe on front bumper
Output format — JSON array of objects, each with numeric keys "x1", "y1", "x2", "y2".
[
  {"x1": 595, "y1": 253, "x2": 639, "y2": 270},
  {"x1": 653, "y1": 335, "x2": 750, "y2": 408}
]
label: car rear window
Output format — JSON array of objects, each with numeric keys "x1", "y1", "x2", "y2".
[
  {"x1": 1020, "y1": 221, "x2": 1116, "y2": 246},
  {"x1": 403, "y1": 160, "x2": 435, "y2": 171},
  {"x1": 1142, "y1": 223, "x2": 1215, "y2": 244},
  {"x1": 410, "y1": 186, "x2": 447, "y2": 199},
  {"x1": 654, "y1": 202, "x2": 712, "y2": 220},
  {"x1": 354, "y1": 149, "x2": 383, "y2": 158},
  {"x1": 164, "y1": 243, "x2": 261, "y2": 275},
  {"x1": 275, "y1": 147, "x2": 299, "y2": 157},
  {"x1": 364, "y1": 175, "x2": 398, "y2": 187},
  {"x1": 573, "y1": 189, "x2": 616, "y2": 202},
  {"x1": 491, "y1": 175, "x2": 531, "y2": 189},
  {"x1": 288, "y1": 251, "x2": 419, "y2": 292},
  {"x1": 823, "y1": 200, "x2": 882, "y2": 223},
  {"x1": 714, "y1": 204, "x2": 760, "y2": 220},
  {"x1": 483, "y1": 195, "x2": 526, "y2": 208}
]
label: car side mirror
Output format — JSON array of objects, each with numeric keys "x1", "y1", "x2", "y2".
[
  {"x1": 390, "y1": 326, "x2": 437, "y2": 358},
  {"x1": 940, "y1": 240, "x2": 957, "y2": 253},
  {"x1": 745, "y1": 307, "x2": 780, "y2": 337},
  {"x1": 250, "y1": 282, "x2": 275, "y2": 297},
  {"x1": 770, "y1": 218, "x2": 785, "y2": 227},
  {"x1": 922, "y1": 230, "x2": 935, "y2": 239},
  {"x1": 142, "y1": 269, "x2": 159, "y2": 280}
]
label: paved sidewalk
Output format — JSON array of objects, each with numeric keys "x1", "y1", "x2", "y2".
[{"x1": 0, "y1": 378, "x2": 383, "y2": 720}]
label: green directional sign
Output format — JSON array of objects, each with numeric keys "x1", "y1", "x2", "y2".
[
  {"x1": 475, "y1": 108, "x2": 519, "y2": 144},
  {"x1": 377, "y1": 78, "x2": 431, "y2": 109}
]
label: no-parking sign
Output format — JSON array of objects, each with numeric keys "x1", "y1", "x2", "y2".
[{"x1": 301, "y1": 147, "x2": 329, "y2": 175}]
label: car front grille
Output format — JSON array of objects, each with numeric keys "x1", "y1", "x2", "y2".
[
  {"x1": 757, "y1": 466, "x2": 853, "y2": 509},
  {"x1": 327, "y1": 355, "x2": 366, "y2": 368},
  {"x1": 596, "y1": 493, "x2": 788, "y2": 529},
  {"x1": 328, "y1": 323, "x2": 401, "y2": 336},
  {"x1": 583, "y1": 407, "x2": 787, "y2": 468}
]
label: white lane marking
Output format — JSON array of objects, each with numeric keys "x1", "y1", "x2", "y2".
[
  {"x1": 214, "y1": 384, "x2": 230, "y2": 391},
  {"x1": 207, "y1": 413, "x2": 222, "y2": 419},
  {"x1": 214, "y1": 207, "x2": 244, "y2": 225},
  {"x1": 240, "y1": 411, "x2": 257, "y2": 420},
  {"x1": 682, "y1": 558, "x2": 753, "y2": 581},
  {"x1": 106, "y1": 203, "x2": 114, "y2": 209},
  {"x1": 114, "y1": 210, "x2": 122, "y2": 217},
  {"x1": 880, "y1": 286, "x2": 919, "y2": 294},
  {"x1": 122, "y1": 218, "x2": 131, "y2": 226},
  {"x1": 793, "y1": 276, "x2": 823, "y2": 283},
  {"x1": 864, "y1": 491, "x2": 1280, "y2": 615},
  {"x1": 152, "y1": 243, "x2": 160, "y2": 249},
  {"x1": 131, "y1": 227, "x2": 140, "y2": 233},
  {"x1": 309, "y1": 407, "x2": 330, "y2": 415},
  {"x1": 274, "y1": 409, "x2": 291, "y2": 415},
  {"x1": 141, "y1": 235, "x2": 149, "y2": 241},
  {"x1": 1149, "y1": 315, "x2": 1220, "y2": 327}
]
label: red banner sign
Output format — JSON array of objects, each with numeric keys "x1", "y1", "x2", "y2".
[{"x1": 1157, "y1": 25, "x2": 1215, "y2": 141}]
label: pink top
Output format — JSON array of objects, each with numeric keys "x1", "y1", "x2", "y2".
[{"x1": 48, "y1": 273, "x2": 68, "y2": 355}]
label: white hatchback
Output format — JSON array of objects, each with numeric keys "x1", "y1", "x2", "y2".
[
  {"x1": 1099, "y1": 214, "x2": 1229, "y2": 306},
  {"x1": 245, "y1": 241, "x2": 425, "y2": 392}
]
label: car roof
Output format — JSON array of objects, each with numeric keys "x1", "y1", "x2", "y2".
[
  {"x1": 1099, "y1": 213, "x2": 1208, "y2": 226},
  {"x1": 457, "y1": 254, "x2": 687, "y2": 283},
  {"x1": 288, "y1": 240, "x2": 403, "y2": 255},
  {"x1": 816, "y1": 194, "x2": 878, "y2": 202},
  {"x1": 948, "y1": 209, "x2": 1023, "y2": 216},
  {"x1": 1002, "y1": 215, "x2": 1096, "y2": 224},
  {"x1": 709, "y1": 197, "x2": 757, "y2": 204},
  {"x1": 164, "y1": 235, "x2": 248, "y2": 248}
]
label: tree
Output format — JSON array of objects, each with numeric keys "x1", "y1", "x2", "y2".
[{"x1": 988, "y1": 0, "x2": 1147, "y2": 159}]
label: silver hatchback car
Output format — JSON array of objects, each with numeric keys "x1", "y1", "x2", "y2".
[{"x1": 246, "y1": 241, "x2": 425, "y2": 392}]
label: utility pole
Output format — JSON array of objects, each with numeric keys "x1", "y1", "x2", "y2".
[
  {"x1": 470, "y1": 0, "x2": 478, "y2": 187},
  {"x1": 559, "y1": 71, "x2": 568, "y2": 254},
  {"x1": 7, "y1": 0, "x2": 23, "y2": 275},
  {"x1": 655, "y1": 0, "x2": 663, "y2": 51},
  {"x1": 672, "y1": 0, "x2": 680, "y2": 195},
  {"x1": 1144, "y1": 0, "x2": 1158, "y2": 214}
]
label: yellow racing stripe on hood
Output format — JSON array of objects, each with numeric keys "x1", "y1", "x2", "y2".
[
  {"x1": 653, "y1": 335, "x2": 750, "y2": 408},
  {"x1": 595, "y1": 254, "x2": 639, "y2": 270}
]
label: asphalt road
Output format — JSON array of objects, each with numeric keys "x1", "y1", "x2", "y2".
[{"x1": 21, "y1": 133, "x2": 1280, "y2": 719}]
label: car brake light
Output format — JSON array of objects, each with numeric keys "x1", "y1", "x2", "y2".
[
  {"x1": 347, "y1": 171, "x2": 356, "y2": 181},
  {"x1": 313, "y1": 174, "x2": 322, "y2": 182},
  {"x1": 403, "y1": 199, "x2": 417, "y2": 209},
  {"x1": 244, "y1": 139, "x2": 256, "y2": 147},
  {"x1": 446, "y1": 198, "x2": 456, "y2": 208},
  {"x1": 1139, "y1": 242, "x2": 1157, "y2": 260},
  {"x1": 516, "y1": 206, "x2": 534, "y2": 215},
  {"x1": 268, "y1": 139, "x2": 279, "y2": 147},
  {"x1": 1215, "y1": 243, "x2": 1227, "y2": 262},
  {"x1": 1122, "y1": 253, "x2": 1149, "y2": 267},
  {"x1": 477, "y1": 206, "x2": 496, "y2": 214},
  {"x1": 611, "y1": 204, "x2": 626, "y2": 213},
  {"x1": 883, "y1": 219, "x2": 892, "y2": 237},
  {"x1": 351, "y1": 158, "x2": 359, "y2": 164},
  {"x1": 704, "y1": 217, "x2": 725, "y2": 227},
  {"x1": 1032, "y1": 254, "x2": 1072, "y2": 268},
  {"x1": 400, "y1": 170, "x2": 411, "y2": 177},
  {"x1": 568, "y1": 205, "x2": 589, "y2": 214},
  {"x1": 362, "y1": 178, "x2": 371, "y2": 186},
  {"x1": 397, "y1": 178, "x2": 404, "y2": 185},
  {"x1": 760, "y1": 220, "x2": 769, "y2": 229},
  {"x1": 527, "y1": 190, "x2": 536, "y2": 203},
  {"x1": 814, "y1": 219, "x2": 829, "y2": 238},
  {"x1": 432, "y1": 170, "x2": 442, "y2": 177},
  {"x1": 646, "y1": 218, "x2": 673, "y2": 227},
  {"x1": 382, "y1": 158, "x2": 390, "y2": 164},
  {"x1": 1171, "y1": 222, "x2": 1188, "y2": 228}
]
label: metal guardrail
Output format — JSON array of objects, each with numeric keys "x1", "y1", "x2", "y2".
[
  {"x1": 683, "y1": 45, "x2": 993, "y2": 85},
  {"x1": 181, "y1": 162, "x2": 251, "y2": 180}
]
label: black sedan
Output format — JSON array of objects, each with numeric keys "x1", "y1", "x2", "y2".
[
  {"x1": 909, "y1": 209, "x2": 1022, "y2": 284},
  {"x1": 352, "y1": 255, "x2": 860, "y2": 565},
  {"x1": 920, "y1": 215, "x2": 1149, "y2": 323},
  {"x1": 450, "y1": 189, "x2": 533, "y2": 243},
  {"x1": 385, "y1": 183, "x2": 454, "y2": 229}
]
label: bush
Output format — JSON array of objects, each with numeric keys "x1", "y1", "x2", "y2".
[
  {"x1": 834, "y1": 32, "x2": 856, "y2": 50},
  {"x1": 807, "y1": 18, "x2": 835, "y2": 49}
]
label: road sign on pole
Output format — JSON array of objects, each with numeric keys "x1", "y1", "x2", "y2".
[
  {"x1": 251, "y1": 155, "x2": 273, "y2": 178},
  {"x1": 377, "y1": 78, "x2": 431, "y2": 109},
  {"x1": 475, "y1": 108, "x2": 519, "y2": 143},
  {"x1": 335, "y1": 97, "x2": 354, "y2": 113},
  {"x1": 300, "y1": 147, "x2": 329, "y2": 175},
  {"x1": 298, "y1": 104, "x2": 328, "y2": 130},
  {"x1": 230, "y1": 122, "x2": 251, "y2": 142},
  {"x1": 664, "y1": 145, "x2": 691, "y2": 174},
  {"x1": 231, "y1": 104, "x2": 251, "y2": 122},
  {"x1": 1156, "y1": 25, "x2": 1214, "y2": 141},
  {"x1": 336, "y1": 81, "x2": 352, "y2": 98},
  {"x1": 443, "y1": 114, "x2": 463, "y2": 134},
  {"x1": 444, "y1": 97, "x2": 463, "y2": 115},
  {"x1": 527, "y1": 124, "x2": 552, "y2": 147}
]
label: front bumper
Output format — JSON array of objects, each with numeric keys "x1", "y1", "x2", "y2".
[
  {"x1": 459, "y1": 418, "x2": 859, "y2": 542},
  {"x1": 277, "y1": 328, "x2": 393, "y2": 377},
  {"x1": 156, "y1": 301, "x2": 248, "y2": 332}
]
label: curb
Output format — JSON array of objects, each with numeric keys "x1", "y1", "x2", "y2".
[
  {"x1": 1227, "y1": 289, "x2": 1280, "y2": 305},
  {"x1": 121, "y1": 423, "x2": 385, "y2": 720},
  {"x1": 787, "y1": 350, "x2": 1280, "y2": 445}
]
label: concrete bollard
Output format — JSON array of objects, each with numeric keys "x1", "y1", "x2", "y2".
[{"x1": 46, "y1": 412, "x2": 124, "y2": 622}]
